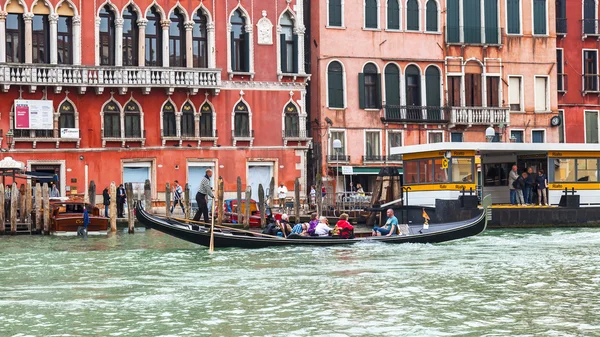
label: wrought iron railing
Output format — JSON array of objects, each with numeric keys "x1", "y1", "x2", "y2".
[
  {"x1": 556, "y1": 18, "x2": 567, "y2": 35},
  {"x1": 382, "y1": 105, "x2": 450, "y2": 123},
  {"x1": 445, "y1": 26, "x2": 504, "y2": 45},
  {"x1": 583, "y1": 74, "x2": 600, "y2": 93},
  {"x1": 327, "y1": 155, "x2": 350, "y2": 163},
  {"x1": 363, "y1": 155, "x2": 385, "y2": 162}
]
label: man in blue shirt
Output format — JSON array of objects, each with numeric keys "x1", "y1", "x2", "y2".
[{"x1": 372, "y1": 209, "x2": 398, "y2": 237}]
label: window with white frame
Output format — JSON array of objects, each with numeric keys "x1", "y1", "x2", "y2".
[
  {"x1": 330, "y1": 130, "x2": 346, "y2": 156},
  {"x1": 451, "y1": 132, "x2": 463, "y2": 142},
  {"x1": 328, "y1": 0, "x2": 344, "y2": 27},
  {"x1": 585, "y1": 110, "x2": 599, "y2": 144},
  {"x1": 510, "y1": 130, "x2": 524, "y2": 143},
  {"x1": 365, "y1": 131, "x2": 381, "y2": 160},
  {"x1": 365, "y1": 0, "x2": 379, "y2": 29},
  {"x1": 532, "y1": 130, "x2": 545, "y2": 143},
  {"x1": 428, "y1": 131, "x2": 443, "y2": 143},
  {"x1": 280, "y1": 12, "x2": 298, "y2": 74},
  {"x1": 509, "y1": 76, "x2": 522, "y2": 111},
  {"x1": 387, "y1": 0, "x2": 400, "y2": 30},
  {"x1": 534, "y1": 76, "x2": 549, "y2": 112},
  {"x1": 387, "y1": 131, "x2": 402, "y2": 160},
  {"x1": 584, "y1": 50, "x2": 598, "y2": 92}
]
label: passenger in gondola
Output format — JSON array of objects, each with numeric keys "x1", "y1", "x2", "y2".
[
  {"x1": 277, "y1": 214, "x2": 293, "y2": 237},
  {"x1": 314, "y1": 216, "x2": 333, "y2": 236},
  {"x1": 289, "y1": 223, "x2": 308, "y2": 236},
  {"x1": 335, "y1": 213, "x2": 354, "y2": 239},
  {"x1": 372, "y1": 209, "x2": 398, "y2": 237},
  {"x1": 307, "y1": 213, "x2": 319, "y2": 236}
]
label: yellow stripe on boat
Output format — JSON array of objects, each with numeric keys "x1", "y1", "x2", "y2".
[{"x1": 404, "y1": 183, "x2": 478, "y2": 192}]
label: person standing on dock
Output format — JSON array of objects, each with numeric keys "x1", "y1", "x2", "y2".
[
  {"x1": 278, "y1": 183, "x2": 288, "y2": 209},
  {"x1": 514, "y1": 172, "x2": 526, "y2": 206},
  {"x1": 193, "y1": 169, "x2": 213, "y2": 223},
  {"x1": 170, "y1": 180, "x2": 185, "y2": 215},
  {"x1": 102, "y1": 187, "x2": 110, "y2": 217},
  {"x1": 536, "y1": 170, "x2": 548, "y2": 206},
  {"x1": 117, "y1": 184, "x2": 126, "y2": 218},
  {"x1": 50, "y1": 183, "x2": 60, "y2": 198},
  {"x1": 508, "y1": 165, "x2": 519, "y2": 205},
  {"x1": 524, "y1": 167, "x2": 535, "y2": 206}
]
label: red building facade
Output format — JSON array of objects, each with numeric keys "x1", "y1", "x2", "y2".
[{"x1": 0, "y1": 0, "x2": 310, "y2": 200}]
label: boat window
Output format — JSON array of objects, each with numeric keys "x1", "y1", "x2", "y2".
[
  {"x1": 433, "y1": 159, "x2": 449, "y2": 182},
  {"x1": 452, "y1": 157, "x2": 474, "y2": 183},
  {"x1": 577, "y1": 159, "x2": 598, "y2": 182},
  {"x1": 404, "y1": 161, "x2": 419, "y2": 184},
  {"x1": 483, "y1": 163, "x2": 510, "y2": 186},
  {"x1": 554, "y1": 159, "x2": 576, "y2": 182},
  {"x1": 419, "y1": 160, "x2": 434, "y2": 183}
]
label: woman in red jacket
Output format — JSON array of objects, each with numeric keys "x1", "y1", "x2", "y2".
[{"x1": 334, "y1": 213, "x2": 354, "y2": 239}]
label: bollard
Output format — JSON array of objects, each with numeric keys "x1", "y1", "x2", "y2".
[
  {"x1": 35, "y1": 183, "x2": 42, "y2": 233},
  {"x1": 0, "y1": 183, "x2": 4, "y2": 234},
  {"x1": 109, "y1": 182, "x2": 117, "y2": 232},
  {"x1": 258, "y1": 184, "x2": 266, "y2": 228},
  {"x1": 217, "y1": 177, "x2": 224, "y2": 226},
  {"x1": 165, "y1": 182, "x2": 171, "y2": 216},
  {"x1": 125, "y1": 183, "x2": 134, "y2": 233},
  {"x1": 237, "y1": 177, "x2": 242, "y2": 224},
  {"x1": 294, "y1": 178, "x2": 300, "y2": 224},
  {"x1": 244, "y1": 186, "x2": 251, "y2": 229},
  {"x1": 42, "y1": 183, "x2": 49, "y2": 234}
]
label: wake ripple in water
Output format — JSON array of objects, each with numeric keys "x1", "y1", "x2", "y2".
[{"x1": 1, "y1": 228, "x2": 600, "y2": 336}]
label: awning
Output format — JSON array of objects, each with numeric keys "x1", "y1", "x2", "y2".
[{"x1": 333, "y1": 167, "x2": 403, "y2": 175}]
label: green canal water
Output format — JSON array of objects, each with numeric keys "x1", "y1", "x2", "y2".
[{"x1": 1, "y1": 228, "x2": 600, "y2": 337}]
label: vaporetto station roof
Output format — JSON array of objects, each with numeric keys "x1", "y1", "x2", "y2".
[{"x1": 390, "y1": 143, "x2": 600, "y2": 157}]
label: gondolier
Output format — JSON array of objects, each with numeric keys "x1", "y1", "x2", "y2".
[{"x1": 193, "y1": 169, "x2": 214, "y2": 223}]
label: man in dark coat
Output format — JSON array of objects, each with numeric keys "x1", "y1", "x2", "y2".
[
  {"x1": 117, "y1": 184, "x2": 126, "y2": 218},
  {"x1": 103, "y1": 187, "x2": 110, "y2": 218}
]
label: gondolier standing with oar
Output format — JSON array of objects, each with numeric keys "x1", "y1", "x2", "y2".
[{"x1": 193, "y1": 169, "x2": 213, "y2": 223}]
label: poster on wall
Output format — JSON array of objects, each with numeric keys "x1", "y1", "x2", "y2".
[{"x1": 14, "y1": 100, "x2": 54, "y2": 130}]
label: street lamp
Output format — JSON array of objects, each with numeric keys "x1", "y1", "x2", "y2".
[
  {"x1": 5, "y1": 130, "x2": 13, "y2": 150},
  {"x1": 485, "y1": 126, "x2": 495, "y2": 143},
  {"x1": 333, "y1": 139, "x2": 342, "y2": 196}
]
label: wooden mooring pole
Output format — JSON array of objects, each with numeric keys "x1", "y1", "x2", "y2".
[
  {"x1": 125, "y1": 183, "x2": 134, "y2": 233},
  {"x1": 35, "y1": 183, "x2": 42, "y2": 233},
  {"x1": 144, "y1": 179, "x2": 152, "y2": 212},
  {"x1": 165, "y1": 182, "x2": 171, "y2": 216},
  {"x1": 258, "y1": 184, "x2": 266, "y2": 228},
  {"x1": 42, "y1": 183, "x2": 49, "y2": 234},
  {"x1": 0, "y1": 183, "x2": 4, "y2": 234},
  {"x1": 109, "y1": 182, "x2": 117, "y2": 232},
  {"x1": 184, "y1": 183, "x2": 191, "y2": 219},
  {"x1": 316, "y1": 174, "x2": 323, "y2": 216},
  {"x1": 88, "y1": 181, "x2": 96, "y2": 211},
  {"x1": 19, "y1": 184, "x2": 25, "y2": 224},
  {"x1": 294, "y1": 178, "x2": 300, "y2": 224},
  {"x1": 237, "y1": 177, "x2": 242, "y2": 225},
  {"x1": 244, "y1": 186, "x2": 251, "y2": 229},
  {"x1": 269, "y1": 177, "x2": 275, "y2": 207},
  {"x1": 217, "y1": 177, "x2": 224, "y2": 226},
  {"x1": 10, "y1": 183, "x2": 18, "y2": 234},
  {"x1": 25, "y1": 181, "x2": 32, "y2": 232}
]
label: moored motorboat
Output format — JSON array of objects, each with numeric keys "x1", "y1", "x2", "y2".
[
  {"x1": 50, "y1": 200, "x2": 109, "y2": 236},
  {"x1": 135, "y1": 195, "x2": 492, "y2": 249}
]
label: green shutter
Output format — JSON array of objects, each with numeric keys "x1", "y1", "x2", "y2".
[
  {"x1": 328, "y1": 65, "x2": 344, "y2": 108},
  {"x1": 365, "y1": 0, "x2": 378, "y2": 28},
  {"x1": 376, "y1": 74, "x2": 382, "y2": 109},
  {"x1": 447, "y1": 0, "x2": 460, "y2": 42},
  {"x1": 329, "y1": 0, "x2": 342, "y2": 26},
  {"x1": 407, "y1": 0, "x2": 419, "y2": 31},
  {"x1": 425, "y1": 67, "x2": 441, "y2": 120},
  {"x1": 484, "y1": 0, "x2": 498, "y2": 43},
  {"x1": 507, "y1": 0, "x2": 520, "y2": 34},
  {"x1": 464, "y1": 0, "x2": 481, "y2": 43},
  {"x1": 387, "y1": 0, "x2": 400, "y2": 30},
  {"x1": 230, "y1": 31, "x2": 235, "y2": 70},
  {"x1": 586, "y1": 111, "x2": 599, "y2": 143},
  {"x1": 533, "y1": 0, "x2": 546, "y2": 35},
  {"x1": 292, "y1": 34, "x2": 299, "y2": 73},
  {"x1": 426, "y1": 0, "x2": 438, "y2": 32},
  {"x1": 243, "y1": 32, "x2": 250, "y2": 72},
  {"x1": 280, "y1": 34, "x2": 287, "y2": 73},
  {"x1": 384, "y1": 66, "x2": 400, "y2": 106},
  {"x1": 358, "y1": 73, "x2": 366, "y2": 109}
]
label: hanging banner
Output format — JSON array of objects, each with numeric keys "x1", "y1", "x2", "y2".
[
  {"x1": 60, "y1": 128, "x2": 80, "y2": 139},
  {"x1": 14, "y1": 100, "x2": 54, "y2": 130}
]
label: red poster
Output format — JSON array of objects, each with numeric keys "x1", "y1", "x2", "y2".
[{"x1": 15, "y1": 104, "x2": 30, "y2": 129}]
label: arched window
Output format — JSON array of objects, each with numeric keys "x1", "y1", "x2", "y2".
[
  {"x1": 145, "y1": 6, "x2": 162, "y2": 66},
  {"x1": 284, "y1": 103, "x2": 300, "y2": 138},
  {"x1": 425, "y1": 0, "x2": 438, "y2": 32},
  {"x1": 231, "y1": 9, "x2": 249, "y2": 72},
  {"x1": 387, "y1": 0, "x2": 400, "y2": 30},
  {"x1": 122, "y1": 5, "x2": 138, "y2": 66},
  {"x1": 406, "y1": 0, "x2": 419, "y2": 31},
  {"x1": 32, "y1": 1, "x2": 51, "y2": 64},
  {"x1": 465, "y1": 61, "x2": 482, "y2": 107},
  {"x1": 103, "y1": 101, "x2": 121, "y2": 138},
  {"x1": 200, "y1": 103, "x2": 213, "y2": 137},
  {"x1": 327, "y1": 61, "x2": 344, "y2": 108},
  {"x1": 162, "y1": 101, "x2": 177, "y2": 137},
  {"x1": 359, "y1": 63, "x2": 381, "y2": 109},
  {"x1": 384, "y1": 64, "x2": 401, "y2": 108},
  {"x1": 59, "y1": 101, "x2": 75, "y2": 129},
  {"x1": 234, "y1": 102, "x2": 250, "y2": 137},
  {"x1": 57, "y1": 16, "x2": 72, "y2": 64},
  {"x1": 280, "y1": 12, "x2": 298, "y2": 74},
  {"x1": 405, "y1": 65, "x2": 421, "y2": 106},
  {"x1": 192, "y1": 10, "x2": 208, "y2": 68},
  {"x1": 169, "y1": 9, "x2": 186, "y2": 67},
  {"x1": 425, "y1": 66, "x2": 441, "y2": 119},
  {"x1": 181, "y1": 101, "x2": 195, "y2": 137},
  {"x1": 99, "y1": 5, "x2": 116, "y2": 66},
  {"x1": 124, "y1": 101, "x2": 141, "y2": 138},
  {"x1": 365, "y1": 0, "x2": 378, "y2": 28},
  {"x1": 6, "y1": 12, "x2": 25, "y2": 63}
]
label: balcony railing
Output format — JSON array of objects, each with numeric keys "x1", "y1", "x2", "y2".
[
  {"x1": 582, "y1": 19, "x2": 600, "y2": 38},
  {"x1": 282, "y1": 129, "x2": 308, "y2": 139},
  {"x1": 382, "y1": 105, "x2": 450, "y2": 123},
  {"x1": 557, "y1": 18, "x2": 567, "y2": 35},
  {"x1": 387, "y1": 154, "x2": 402, "y2": 161},
  {"x1": 450, "y1": 107, "x2": 510, "y2": 126},
  {"x1": 583, "y1": 74, "x2": 600, "y2": 94},
  {"x1": 232, "y1": 129, "x2": 255, "y2": 146},
  {"x1": 0, "y1": 63, "x2": 222, "y2": 93},
  {"x1": 558, "y1": 73, "x2": 568, "y2": 93},
  {"x1": 363, "y1": 155, "x2": 385, "y2": 163},
  {"x1": 445, "y1": 26, "x2": 503, "y2": 46},
  {"x1": 327, "y1": 155, "x2": 350, "y2": 163}
]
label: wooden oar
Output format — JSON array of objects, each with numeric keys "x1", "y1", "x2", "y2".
[
  {"x1": 209, "y1": 198, "x2": 216, "y2": 252},
  {"x1": 158, "y1": 214, "x2": 284, "y2": 239}
]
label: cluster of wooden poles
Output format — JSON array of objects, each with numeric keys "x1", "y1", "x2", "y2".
[{"x1": 0, "y1": 182, "x2": 50, "y2": 235}]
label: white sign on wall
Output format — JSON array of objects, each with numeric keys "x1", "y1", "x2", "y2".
[
  {"x1": 60, "y1": 128, "x2": 79, "y2": 139},
  {"x1": 342, "y1": 166, "x2": 354, "y2": 175},
  {"x1": 14, "y1": 100, "x2": 54, "y2": 130}
]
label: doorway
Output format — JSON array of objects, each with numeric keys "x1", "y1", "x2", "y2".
[
  {"x1": 248, "y1": 163, "x2": 273, "y2": 201},
  {"x1": 30, "y1": 164, "x2": 60, "y2": 188}
]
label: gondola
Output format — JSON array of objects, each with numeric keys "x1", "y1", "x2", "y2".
[{"x1": 135, "y1": 195, "x2": 492, "y2": 249}]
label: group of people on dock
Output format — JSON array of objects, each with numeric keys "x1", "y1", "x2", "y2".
[{"x1": 508, "y1": 165, "x2": 548, "y2": 206}]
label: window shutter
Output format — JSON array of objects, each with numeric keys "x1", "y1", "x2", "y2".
[
  {"x1": 585, "y1": 0, "x2": 596, "y2": 34},
  {"x1": 533, "y1": 0, "x2": 546, "y2": 35},
  {"x1": 484, "y1": 0, "x2": 498, "y2": 43},
  {"x1": 473, "y1": 75, "x2": 482, "y2": 106},
  {"x1": 384, "y1": 69, "x2": 400, "y2": 106},
  {"x1": 387, "y1": 0, "x2": 400, "y2": 30},
  {"x1": 407, "y1": 0, "x2": 419, "y2": 31},
  {"x1": 463, "y1": 0, "x2": 481, "y2": 43},
  {"x1": 426, "y1": 0, "x2": 438, "y2": 32},
  {"x1": 365, "y1": 0, "x2": 377, "y2": 28},
  {"x1": 487, "y1": 77, "x2": 499, "y2": 107},
  {"x1": 447, "y1": 0, "x2": 460, "y2": 42},
  {"x1": 465, "y1": 74, "x2": 474, "y2": 107},
  {"x1": 375, "y1": 74, "x2": 382, "y2": 109},
  {"x1": 280, "y1": 34, "x2": 287, "y2": 73},
  {"x1": 329, "y1": 0, "x2": 342, "y2": 26},
  {"x1": 243, "y1": 32, "x2": 250, "y2": 72},
  {"x1": 230, "y1": 31, "x2": 235, "y2": 70},
  {"x1": 507, "y1": 0, "x2": 520, "y2": 34},
  {"x1": 585, "y1": 111, "x2": 599, "y2": 143},
  {"x1": 292, "y1": 34, "x2": 299, "y2": 73},
  {"x1": 358, "y1": 73, "x2": 366, "y2": 109}
]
